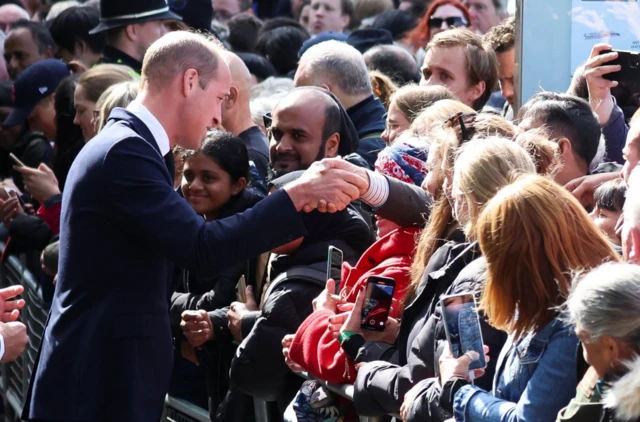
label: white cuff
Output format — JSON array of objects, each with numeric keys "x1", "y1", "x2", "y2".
[
  {"x1": 361, "y1": 171, "x2": 390, "y2": 208},
  {"x1": 0, "y1": 333, "x2": 5, "y2": 362}
]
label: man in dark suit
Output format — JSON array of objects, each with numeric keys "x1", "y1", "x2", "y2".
[{"x1": 22, "y1": 31, "x2": 366, "y2": 422}]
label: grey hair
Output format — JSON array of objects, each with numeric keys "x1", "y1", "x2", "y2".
[
  {"x1": 567, "y1": 262, "x2": 640, "y2": 345},
  {"x1": 250, "y1": 76, "x2": 294, "y2": 101},
  {"x1": 299, "y1": 40, "x2": 372, "y2": 97}
]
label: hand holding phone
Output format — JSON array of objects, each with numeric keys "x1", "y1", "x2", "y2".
[
  {"x1": 9, "y1": 153, "x2": 26, "y2": 168},
  {"x1": 326, "y1": 246, "x2": 343, "y2": 290},
  {"x1": 360, "y1": 276, "x2": 395, "y2": 332},
  {"x1": 440, "y1": 293, "x2": 486, "y2": 371}
]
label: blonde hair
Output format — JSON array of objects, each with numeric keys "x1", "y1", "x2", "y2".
[
  {"x1": 453, "y1": 137, "x2": 536, "y2": 237},
  {"x1": 410, "y1": 99, "x2": 473, "y2": 137},
  {"x1": 95, "y1": 81, "x2": 140, "y2": 133},
  {"x1": 391, "y1": 85, "x2": 456, "y2": 124},
  {"x1": 515, "y1": 128, "x2": 561, "y2": 177},
  {"x1": 478, "y1": 174, "x2": 620, "y2": 339},
  {"x1": 77, "y1": 64, "x2": 136, "y2": 103}
]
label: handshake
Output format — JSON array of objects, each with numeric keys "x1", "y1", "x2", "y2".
[
  {"x1": 282, "y1": 158, "x2": 371, "y2": 213},
  {"x1": 0, "y1": 285, "x2": 29, "y2": 363}
]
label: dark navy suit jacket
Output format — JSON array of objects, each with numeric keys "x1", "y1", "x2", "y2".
[{"x1": 23, "y1": 109, "x2": 306, "y2": 421}]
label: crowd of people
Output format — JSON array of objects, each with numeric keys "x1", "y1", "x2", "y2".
[{"x1": 0, "y1": 0, "x2": 638, "y2": 422}]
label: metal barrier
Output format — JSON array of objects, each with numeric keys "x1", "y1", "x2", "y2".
[{"x1": 0, "y1": 250, "x2": 47, "y2": 422}]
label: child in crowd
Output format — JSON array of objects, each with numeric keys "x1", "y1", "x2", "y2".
[{"x1": 590, "y1": 178, "x2": 626, "y2": 249}]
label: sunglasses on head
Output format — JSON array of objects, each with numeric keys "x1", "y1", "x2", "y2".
[
  {"x1": 445, "y1": 111, "x2": 477, "y2": 143},
  {"x1": 429, "y1": 16, "x2": 468, "y2": 29}
]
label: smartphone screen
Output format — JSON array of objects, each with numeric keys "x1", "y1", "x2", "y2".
[
  {"x1": 441, "y1": 293, "x2": 486, "y2": 371},
  {"x1": 361, "y1": 276, "x2": 395, "y2": 332},
  {"x1": 326, "y1": 246, "x2": 343, "y2": 288}
]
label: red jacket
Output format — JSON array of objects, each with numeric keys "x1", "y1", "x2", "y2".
[{"x1": 288, "y1": 227, "x2": 420, "y2": 384}]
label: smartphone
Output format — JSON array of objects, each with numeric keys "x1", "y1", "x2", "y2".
[
  {"x1": 440, "y1": 293, "x2": 486, "y2": 371},
  {"x1": 326, "y1": 246, "x2": 343, "y2": 289},
  {"x1": 9, "y1": 153, "x2": 26, "y2": 168},
  {"x1": 599, "y1": 49, "x2": 640, "y2": 83},
  {"x1": 360, "y1": 276, "x2": 395, "y2": 332}
]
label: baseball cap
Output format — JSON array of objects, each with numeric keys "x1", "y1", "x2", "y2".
[{"x1": 5, "y1": 59, "x2": 71, "y2": 127}]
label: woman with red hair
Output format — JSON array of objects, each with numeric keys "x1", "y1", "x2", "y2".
[{"x1": 409, "y1": 0, "x2": 471, "y2": 49}]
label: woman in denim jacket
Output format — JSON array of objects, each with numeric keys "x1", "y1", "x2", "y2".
[{"x1": 424, "y1": 175, "x2": 620, "y2": 422}]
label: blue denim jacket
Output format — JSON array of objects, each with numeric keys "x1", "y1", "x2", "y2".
[{"x1": 453, "y1": 316, "x2": 579, "y2": 422}]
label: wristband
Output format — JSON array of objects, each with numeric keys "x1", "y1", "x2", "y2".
[{"x1": 338, "y1": 331, "x2": 358, "y2": 345}]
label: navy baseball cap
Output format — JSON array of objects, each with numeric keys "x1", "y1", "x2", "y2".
[{"x1": 5, "y1": 59, "x2": 71, "y2": 127}]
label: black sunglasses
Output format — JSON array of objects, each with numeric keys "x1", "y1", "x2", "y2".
[{"x1": 429, "y1": 16, "x2": 468, "y2": 29}]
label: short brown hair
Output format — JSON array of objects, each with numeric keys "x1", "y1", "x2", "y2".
[
  {"x1": 426, "y1": 28, "x2": 498, "y2": 110},
  {"x1": 141, "y1": 31, "x2": 224, "y2": 91},
  {"x1": 351, "y1": 0, "x2": 393, "y2": 29},
  {"x1": 482, "y1": 15, "x2": 515, "y2": 54},
  {"x1": 478, "y1": 175, "x2": 619, "y2": 339}
]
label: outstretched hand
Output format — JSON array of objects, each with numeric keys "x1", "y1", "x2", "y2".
[
  {"x1": 0, "y1": 285, "x2": 25, "y2": 322},
  {"x1": 284, "y1": 158, "x2": 369, "y2": 213}
]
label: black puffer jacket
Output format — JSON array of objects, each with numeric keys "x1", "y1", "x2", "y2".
[
  {"x1": 229, "y1": 205, "x2": 372, "y2": 412},
  {"x1": 354, "y1": 252, "x2": 508, "y2": 418}
]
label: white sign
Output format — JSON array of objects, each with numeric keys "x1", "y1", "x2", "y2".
[{"x1": 570, "y1": 0, "x2": 640, "y2": 73}]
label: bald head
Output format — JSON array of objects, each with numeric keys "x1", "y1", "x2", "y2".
[
  {"x1": 363, "y1": 44, "x2": 420, "y2": 85},
  {"x1": 270, "y1": 87, "x2": 342, "y2": 176},
  {"x1": 220, "y1": 50, "x2": 253, "y2": 100},
  {"x1": 0, "y1": 4, "x2": 29, "y2": 32},
  {"x1": 294, "y1": 40, "x2": 372, "y2": 109}
]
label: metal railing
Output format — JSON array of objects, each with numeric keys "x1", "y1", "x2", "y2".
[{"x1": 0, "y1": 249, "x2": 46, "y2": 422}]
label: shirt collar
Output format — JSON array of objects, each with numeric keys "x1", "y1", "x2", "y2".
[{"x1": 126, "y1": 101, "x2": 171, "y2": 156}]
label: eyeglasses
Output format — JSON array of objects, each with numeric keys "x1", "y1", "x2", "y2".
[{"x1": 429, "y1": 16, "x2": 469, "y2": 29}]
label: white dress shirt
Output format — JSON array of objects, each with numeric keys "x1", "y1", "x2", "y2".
[{"x1": 126, "y1": 101, "x2": 171, "y2": 157}]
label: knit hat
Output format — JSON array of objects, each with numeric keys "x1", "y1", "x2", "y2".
[{"x1": 374, "y1": 141, "x2": 428, "y2": 186}]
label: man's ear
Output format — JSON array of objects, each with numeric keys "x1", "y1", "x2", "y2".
[
  {"x1": 182, "y1": 69, "x2": 199, "y2": 97},
  {"x1": 125, "y1": 24, "x2": 138, "y2": 41},
  {"x1": 341, "y1": 14, "x2": 350, "y2": 31},
  {"x1": 43, "y1": 45, "x2": 54, "y2": 59},
  {"x1": 225, "y1": 86, "x2": 239, "y2": 109},
  {"x1": 557, "y1": 137, "x2": 573, "y2": 158},
  {"x1": 467, "y1": 80, "x2": 486, "y2": 106},
  {"x1": 324, "y1": 133, "x2": 340, "y2": 157},
  {"x1": 320, "y1": 83, "x2": 332, "y2": 93}
]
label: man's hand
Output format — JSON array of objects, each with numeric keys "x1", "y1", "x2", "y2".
[
  {"x1": 0, "y1": 321, "x2": 28, "y2": 362},
  {"x1": 565, "y1": 172, "x2": 621, "y2": 208},
  {"x1": 282, "y1": 334, "x2": 304, "y2": 373},
  {"x1": 400, "y1": 381, "x2": 425, "y2": 422},
  {"x1": 0, "y1": 190, "x2": 24, "y2": 226},
  {"x1": 284, "y1": 158, "x2": 369, "y2": 213},
  {"x1": 0, "y1": 285, "x2": 25, "y2": 322},
  {"x1": 227, "y1": 286, "x2": 258, "y2": 343},
  {"x1": 180, "y1": 310, "x2": 213, "y2": 348},
  {"x1": 584, "y1": 44, "x2": 619, "y2": 125},
  {"x1": 312, "y1": 279, "x2": 342, "y2": 313},
  {"x1": 14, "y1": 163, "x2": 61, "y2": 205}
]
